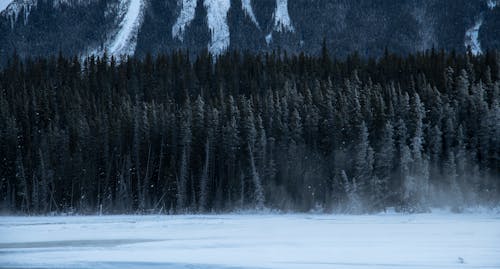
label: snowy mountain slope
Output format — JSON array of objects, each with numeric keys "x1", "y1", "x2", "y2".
[
  {"x1": 465, "y1": 18, "x2": 484, "y2": 55},
  {"x1": 241, "y1": 0, "x2": 259, "y2": 28},
  {"x1": 464, "y1": 0, "x2": 498, "y2": 55},
  {"x1": 172, "y1": 0, "x2": 197, "y2": 42},
  {"x1": 204, "y1": 0, "x2": 230, "y2": 56},
  {"x1": 82, "y1": 0, "x2": 145, "y2": 58},
  {"x1": 273, "y1": 0, "x2": 294, "y2": 33},
  {"x1": 265, "y1": 0, "x2": 294, "y2": 46},
  {"x1": 1, "y1": 0, "x2": 35, "y2": 25},
  {"x1": 107, "y1": 0, "x2": 145, "y2": 56},
  {"x1": 0, "y1": 0, "x2": 98, "y2": 25},
  {"x1": 0, "y1": 0, "x2": 14, "y2": 12},
  {"x1": 487, "y1": 0, "x2": 498, "y2": 9},
  {"x1": 0, "y1": 0, "x2": 499, "y2": 62}
]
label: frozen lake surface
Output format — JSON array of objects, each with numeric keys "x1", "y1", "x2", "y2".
[{"x1": 1, "y1": 212, "x2": 499, "y2": 269}]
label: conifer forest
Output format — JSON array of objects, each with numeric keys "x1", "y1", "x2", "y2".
[{"x1": 1, "y1": 48, "x2": 499, "y2": 214}]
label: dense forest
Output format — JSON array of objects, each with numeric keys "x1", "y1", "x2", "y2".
[{"x1": 0, "y1": 47, "x2": 499, "y2": 214}]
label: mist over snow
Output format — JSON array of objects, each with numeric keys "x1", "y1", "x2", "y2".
[{"x1": 1, "y1": 213, "x2": 499, "y2": 269}]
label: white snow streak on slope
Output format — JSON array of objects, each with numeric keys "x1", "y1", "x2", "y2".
[
  {"x1": 487, "y1": 0, "x2": 498, "y2": 9},
  {"x1": 0, "y1": 0, "x2": 14, "y2": 12},
  {"x1": 172, "y1": 0, "x2": 197, "y2": 41},
  {"x1": 465, "y1": 18, "x2": 483, "y2": 55},
  {"x1": 1, "y1": 0, "x2": 36, "y2": 26},
  {"x1": 241, "y1": 0, "x2": 259, "y2": 28},
  {"x1": 106, "y1": 0, "x2": 145, "y2": 57},
  {"x1": 265, "y1": 33, "x2": 272, "y2": 45},
  {"x1": 273, "y1": 0, "x2": 294, "y2": 32},
  {"x1": 464, "y1": 1, "x2": 497, "y2": 55},
  {"x1": 1, "y1": 213, "x2": 500, "y2": 269},
  {"x1": 204, "y1": 0, "x2": 230, "y2": 56},
  {"x1": 1, "y1": 0, "x2": 96, "y2": 22}
]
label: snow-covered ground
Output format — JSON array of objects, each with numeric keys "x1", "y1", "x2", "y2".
[{"x1": 1, "y1": 212, "x2": 499, "y2": 269}]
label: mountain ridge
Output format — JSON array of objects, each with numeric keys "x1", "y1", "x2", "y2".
[{"x1": 0, "y1": 0, "x2": 499, "y2": 62}]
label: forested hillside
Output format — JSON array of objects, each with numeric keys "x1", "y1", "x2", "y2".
[{"x1": 0, "y1": 48, "x2": 499, "y2": 214}]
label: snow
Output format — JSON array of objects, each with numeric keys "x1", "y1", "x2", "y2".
[
  {"x1": 1, "y1": 0, "x2": 36, "y2": 26},
  {"x1": 172, "y1": 0, "x2": 197, "y2": 42},
  {"x1": 241, "y1": 0, "x2": 259, "y2": 28},
  {"x1": 465, "y1": 18, "x2": 483, "y2": 55},
  {"x1": 82, "y1": 0, "x2": 145, "y2": 59},
  {"x1": 1, "y1": 212, "x2": 499, "y2": 269},
  {"x1": 172, "y1": 0, "x2": 232, "y2": 55},
  {"x1": 0, "y1": 0, "x2": 13, "y2": 12},
  {"x1": 487, "y1": 0, "x2": 498, "y2": 9},
  {"x1": 106, "y1": 0, "x2": 145, "y2": 57},
  {"x1": 1, "y1": 0, "x2": 96, "y2": 25},
  {"x1": 463, "y1": 1, "x2": 498, "y2": 55},
  {"x1": 273, "y1": 0, "x2": 294, "y2": 32},
  {"x1": 204, "y1": 0, "x2": 231, "y2": 56},
  {"x1": 266, "y1": 33, "x2": 273, "y2": 45},
  {"x1": 53, "y1": 0, "x2": 98, "y2": 8}
]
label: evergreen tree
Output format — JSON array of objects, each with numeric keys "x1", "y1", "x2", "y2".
[
  {"x1": 0, "y1": 49, "x2": 499, "y2": 214},
  {"x1": 373, "y1": 121, "x2": 395, "y2": 211}
]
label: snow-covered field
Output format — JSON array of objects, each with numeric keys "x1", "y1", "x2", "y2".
[{"x1": 1, "y1": 212, "x2": 499, "y2": 269}]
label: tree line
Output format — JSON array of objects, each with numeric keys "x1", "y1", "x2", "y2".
[{"x1": 0, "y1": 47, "x2": 499, "y2": 214}]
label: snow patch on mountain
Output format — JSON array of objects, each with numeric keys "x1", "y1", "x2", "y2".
[
  {"x1": 465, "y1": 17, "x2": 483, "y2": 55},
  {"x1": 1, "y1": 0, "x2": 36, "y2": 26},
  {"x1": 83, "y1": 0, "x2": 145, "y2": 59},
  {"x1": 53, "y1": 0, "x2": 98, "y2": 7},
  {"x1": 172, "y1": 0, "x2": 197, "y2": 42},
  {"x1": 241, "y1": 0, "x2": 259, "y2": 28},
  {"x1": 464, "y1": 1, "x2": 498, "y2": 56},
  {"x1": 204, "y1": 0, "x2": 230, "y2": 56},
  {"x1": 273, "y1": 0, "x2": 294, "y2": 32},
  {"x1": 1, "y1": 0, "x2": 97, "y2": 27},
  {"x1": 0, "y1": 0, "x2": 14, "y2": 12},
  {"x1": 106, "y1": 0, "x2": 145, "y2": 56},
  {"x1": 265, "y1": 33, "x2": 272, "y2": 45},
  {"x1": 487, "y1": 0, "x2": 498, "y2": 9}
]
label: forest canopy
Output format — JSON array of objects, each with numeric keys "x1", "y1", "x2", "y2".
[{"x1": 0, "y1": 48, "x2": 499, "y2": 214}]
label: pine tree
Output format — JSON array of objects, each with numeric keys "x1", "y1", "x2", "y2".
[
  {"x1": 341, "y1": 170, "x2": 361, "y2": 214},
  {"x1": 354, "y1": 121, "x2": 374, "y2": 206},
  {"x1": 249, "y1": 146, "x2": 265, "y2": 209},
  {"x1": 199, "y1": 138, "x2": 210, "y2": 212},
  {"x1": 374, "y1": 121, "x2": 395, "y2": 211},
  {"x1": 444, "y1": 151, "x2": 463, "y2": 212},
  {"x1": 177, "y1": 101, "x2": 192, "y2": 212},
  {"x1": 15, "y1": 149, "x2": 29, "y2": 213}
]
